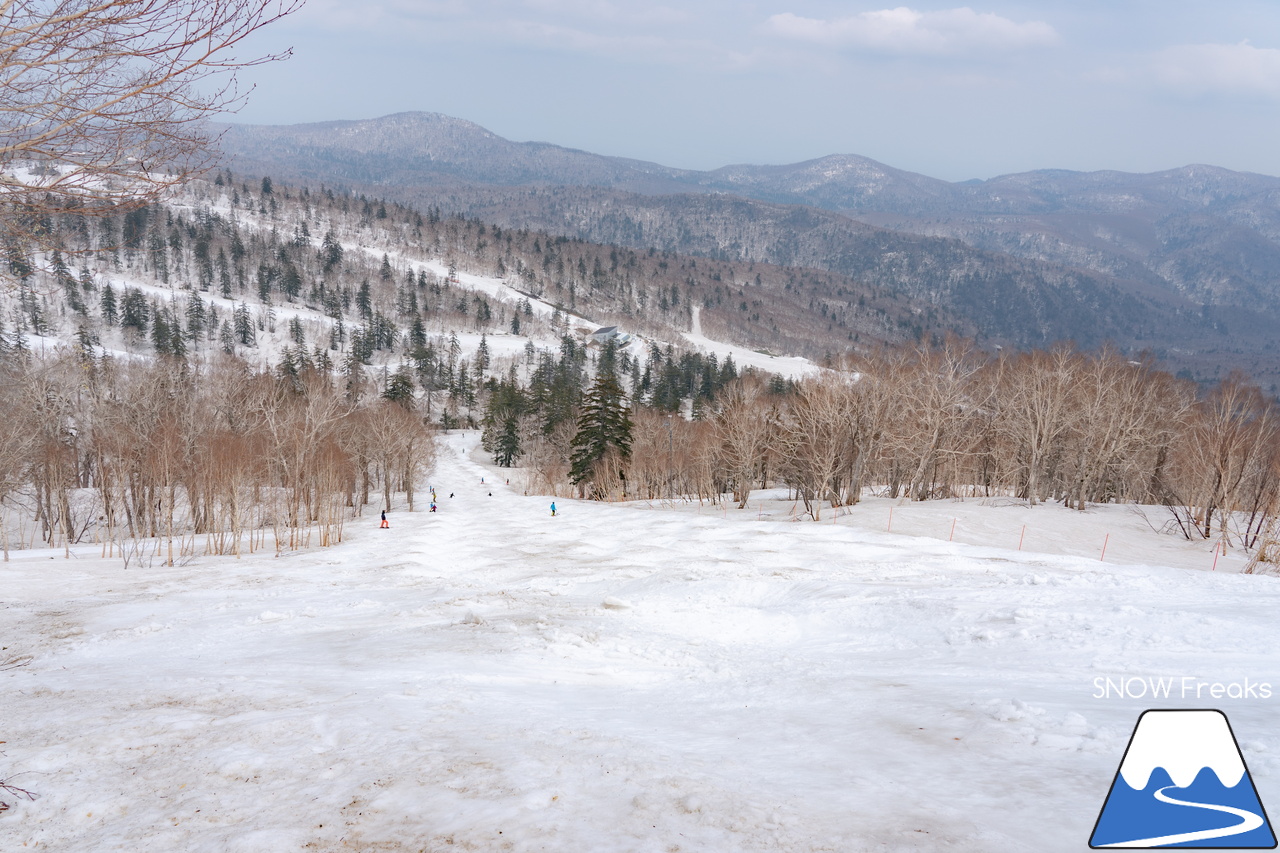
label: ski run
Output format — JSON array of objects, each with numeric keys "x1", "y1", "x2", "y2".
[{"x1": 3, "y1": 430, "x2": 1279, "y2": 852}]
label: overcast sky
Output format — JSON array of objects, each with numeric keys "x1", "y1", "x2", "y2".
[{"x1": 230, "y1": 1, "x2": 1280, "y2": 181}]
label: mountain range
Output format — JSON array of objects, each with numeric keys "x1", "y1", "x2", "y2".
[{"x1": 215, "y1": 112, "x2": 1280, "y2": 387}]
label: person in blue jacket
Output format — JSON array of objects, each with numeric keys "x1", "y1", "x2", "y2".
[{"x1": 550, "y1": 502, "x2": 556, "y2": 517}]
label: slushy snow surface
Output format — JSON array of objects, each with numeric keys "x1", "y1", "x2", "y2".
[{"x1": 4, "y1": 433, "x2": 1279, "y2": 851}]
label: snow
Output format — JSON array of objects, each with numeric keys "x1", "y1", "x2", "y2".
[
  {"x1": 89, "y1": 196, "x2": 819, "y2": 380},
  {"x1": 4, "y1": 431, "x2": 1280, "y2": 851},
  {"x1": 683, "y1": 306, "x2": 820, "y2": 380}
]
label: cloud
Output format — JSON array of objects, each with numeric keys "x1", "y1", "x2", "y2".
[
  {"x1": 764, "y1": 7, "x2": 1057, "y2": 55},
  {"x1": 288, "y1": 0, "x2": 743, "y2": 67},
  {"x1": 519, "y1": 0, "x2": 691, "y2": 27},
  {"x1": 1149, "y1": 41, "x2": 1280, "y2": 98},
  {"x1": 487, "y1": 19, "x2": 758, "y2": 70}
]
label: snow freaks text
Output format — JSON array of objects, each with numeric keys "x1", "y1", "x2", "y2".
[{"x1": 1093, "y1": 677, "x2": 1273, "y2": 701}]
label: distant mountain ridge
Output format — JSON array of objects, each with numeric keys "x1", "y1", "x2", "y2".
[
  {"x1": 217, "y1": 112, "x2": 701, "y2": 192},
  {"x1": 214, "y1": 112, "x2": 1280, "y2": 387}
]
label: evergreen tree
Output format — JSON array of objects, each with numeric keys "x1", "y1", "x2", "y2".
[
  {"x1": 120, "y1": 288, "x2": 150, "y2": 334},
  {"x1": 219, "y1": 319, "x2": 236, "y2": 353},
  {"x1": 233, "y1": 302, "x2": 255, "y2": 346},
  {"x1": 356, "y1": 280, "x2": 372, "y2": 320},
  {"x1": 383, "y1": 364, "x2": 417, "y2": 409},
  {"x1": 280, "y1": 261, "x2": 302, "y2": 301},
  {"x1": 569, "y1": 363, "x2": 632, "y2": 494},
  {"x1": 719, "y1": 354, "x2": 738, "y2": 385},
  {"x1": 100, "y1": 282, "x2": 118, "y2": 326},
  {"x1": 186, "y1": 293, "x2": 207, "y2": 339},
  {"x1": 481, "y1": 376, "x2": 526, "y2": 467},
  {"x1": 152, "y1": 306, "x2": 171, "y2": 353},
  {"x1": 6, "y1": 243, "x2": 33, "y2": 281},
  {"x1": 408, "y1": 315, "x2": 427, "y2": 351},
  {"x1": 321, "y1": 231, "x2": 343, "y2": 272},
  {"x1": 218, "y1": 249, "x2": 232, "y2": 298},
  {"x1": 277, "y1": 345, "x2": 301, "y2": 391}
]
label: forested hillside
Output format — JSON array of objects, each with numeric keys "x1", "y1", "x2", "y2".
[
  {"x1": 3, "y1": 173, "x2": 1279, "y2": 567},
  {"x1": 217, "y1": 113, "x2": 1280, "y2": 389},
  {"x1": 0, "y1": 172, "x2": 939, "y2": 557}
]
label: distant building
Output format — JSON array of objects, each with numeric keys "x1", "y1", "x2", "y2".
[{"x1": 589, "y1": 326, "x2": 632, "y2": 347}]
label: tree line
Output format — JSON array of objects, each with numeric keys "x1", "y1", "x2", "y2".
[
  {"x1": 0, "y1": 352, "x2": 435, "y2": 563},
  {"x1": 493, "y1": 338, "x2": 1279, "y2": 557}
]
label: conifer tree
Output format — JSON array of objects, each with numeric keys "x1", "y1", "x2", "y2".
[
  {"x1": 570, "y1": 346, "x2": 632, "y2": 494},
  {"x1": 187, "y1": 294, "x2": 207, "y2": 339},
  {"x1": 234, "y1": 302, "x2": 255, "y2": 346},
  {"x1": 99, "y1": 284, "x2": 118, "y2": 326},
  {"x1": 120, "y1": 288, "x2": 149, "y2": 333},
  {"x1": 481, "y1": 376, "x2": 526, "y2": 467},
  {"x1": 383, "y1": 364, "x2": 417, "y2": 409},
  {"x1": 408, "y1": 316, "x2": 427, "y2": 351}
]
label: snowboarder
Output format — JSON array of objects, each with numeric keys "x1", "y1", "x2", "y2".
[
  {"x1": 380, "y1": 510, "x2": 389, "y2": 529},
  {"x1": 430, "y1": 502, "x2": 437, "y2": 513},
  {"x1": 449, "y1": 493, "x2": 454, "y2": 499},
  {"x1": 550, "y1": 502, "x2": 556, "y2": 517}
]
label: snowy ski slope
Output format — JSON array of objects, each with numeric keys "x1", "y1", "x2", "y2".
[{"x1": 3, "y1": 432, "x2": 1278, "y2": 851}]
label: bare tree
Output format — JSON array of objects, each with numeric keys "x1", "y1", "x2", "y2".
[
  {"x1": 712, "y1": 377, "x2": 771, "y2": 508},
  {"x1": 888, "y1": 338, "x2": 986, "y2": 501},
  {"x1": 0, "y1": 0, "x2": 303, "y2": 262},
  {"x1": 995, "y1": 347, "x2": 1079, "y2": 506},
  {"x1": 0, "y1": 362, "x2": 38, "y2": 559},
  {"x1": 776, "y1": 378, "x2": 852, "y2": 520},
  {"x1": 1171, "y1": 374, "x2": 1279, "y2": 542}
]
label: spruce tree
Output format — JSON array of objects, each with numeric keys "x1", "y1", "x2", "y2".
[
  {"x1": 100, "y1": 283, "x2": 118, "y2": 326},
  {"x1": 481, "y1": 377, "x2": 526, "y2": 467},
  {"x1": 383, "y1": 364, "x2": 417, "y2": 409},
  {"x1": 569, "y1": 351, "x2": 632, "y2": 494}
]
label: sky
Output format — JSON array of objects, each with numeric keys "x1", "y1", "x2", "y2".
[{"x1": 229, "y1": 1, "x2": 1280, "y2": 181}]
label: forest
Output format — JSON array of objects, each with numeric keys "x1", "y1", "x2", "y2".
[
  {"x1": 482, "y1": 337, "x2": 1280, "y2": 563},
  {"x1": 1, "y1": 174, "x2": 1277, "y2": 567}
]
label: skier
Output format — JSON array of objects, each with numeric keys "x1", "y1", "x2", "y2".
[
  {"x1": 380, "y1": 509, "x2": 389, "y2": 529},
  {"x1": 550, "y1": 502, "x2": 556, "y2": 517},
  {"x1": 449, "y1": 493, "x2": 454, "y2": 499},
  {"x1": 430, "y1": 502, "x2": 437, "y2": 513}
]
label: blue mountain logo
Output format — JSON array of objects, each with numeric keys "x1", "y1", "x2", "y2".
[{"x1": 1091, "y1": 709, "x2": 1276, "y2": 848}]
